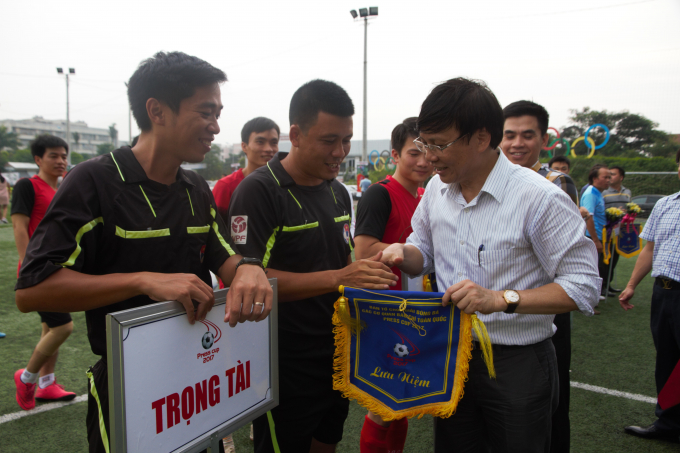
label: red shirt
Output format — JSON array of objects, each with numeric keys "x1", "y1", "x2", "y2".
[
  {"x1": 354, "y1": 174, "x2": 424, "y2": 290},
  {"x1": 212, "y1": 169, "x2": 244, "y2": 222}
]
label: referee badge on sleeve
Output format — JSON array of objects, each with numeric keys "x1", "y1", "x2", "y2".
[{"x1": 231, "y1": 216, "x2": 248, "y2": 245}]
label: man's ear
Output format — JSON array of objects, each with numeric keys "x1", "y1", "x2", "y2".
[
  {"x1": 475, "y1": 128, "x2": 492, "y2": 152},
  {"x1": 34, "y1": 155, "x2": 42, "y2": 166},
  {"x1": 391, "y1": 148, "x2": 400, "y2": 165},
  {"x1": 289, "y1": 125, "x2": 303, "y2": 148},
  {"x1": 241, "y1": 142, "x2": 248, "y2": 153},
  {"x1": 541, "y1": 133, "x2": 550, "y2": 148},
  {"x1": 146, "y1": 98, "x2": 166, "y2": 127}
]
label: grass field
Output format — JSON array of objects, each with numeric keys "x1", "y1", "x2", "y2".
[{"x1": 0, "y1": 220, "x2": 677, "y2": 452}]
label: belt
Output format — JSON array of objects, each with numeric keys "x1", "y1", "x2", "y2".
[
  {"x1": 655, "y1": 277, "x2": 680, "y2": 290},
  {"x1": 472, "y1": 338, "x2": 550, "y2": 351}
]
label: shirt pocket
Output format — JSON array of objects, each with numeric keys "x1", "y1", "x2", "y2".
[{"x1": 478, "y1": 247, "x2": 532, "y2": 290}]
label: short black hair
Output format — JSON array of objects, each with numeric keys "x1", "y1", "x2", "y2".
[
  {"x1": 503, "y1": 100, "x2": 549, "y2": 136},
  {"x1": 289, "y1": 80, "x2": 355, "y2": 132},
  {"x1": 417, "y1": 78, "x2": 504, "y2": 149},
  {"x1": 548, "y1": 155, "x2": 571, "y2": 170},
  {"x1": 241, "y1": 117, "x2": 280, "y2": 144},
  {"x1": 588, "y1": 164, "x2": 609, "y2": 184},
  {"x1": 30, "y1": 134, "x2": 69, "y2": 158},
  {"x1": 127, "y1": 51, "x2": 227, "y2": 131},
  {"x1": 391, "y1": 117, "x2": 418, "y2": 155},
  {"x1": 610, "y1": 165, "x2": 625, "y2": 179}
]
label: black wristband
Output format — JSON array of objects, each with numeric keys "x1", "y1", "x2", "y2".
[{"x1": 235, "y1": 257, "x2": 266, "y2": 273}]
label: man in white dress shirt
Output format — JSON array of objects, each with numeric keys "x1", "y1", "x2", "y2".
[{"x1": 381, "y1": 78, "x2": 601, "y2": 452}]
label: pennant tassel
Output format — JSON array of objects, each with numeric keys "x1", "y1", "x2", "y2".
[{"x1": 471, "y1": 314, "x2": 496, "y2": 379}]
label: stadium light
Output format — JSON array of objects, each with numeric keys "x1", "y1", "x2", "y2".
[
  {"x1": 349, "y1": 6, "x2": 378, "y2": 164},
  {"x1": 56, "y1": 67, "x2": 75, "y2": 166}
]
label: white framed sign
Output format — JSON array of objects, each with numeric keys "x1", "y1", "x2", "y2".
[{"x1": 107, "y1": 279, "x2": 278, "y2": 453}]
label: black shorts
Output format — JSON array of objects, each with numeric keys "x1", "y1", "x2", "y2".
[
  {"x1": 253, "y1": 358, "x2": 350, "y2": 453},
  {"x1": 38, "y1": 311, "x2": 72, "y2": 328}
]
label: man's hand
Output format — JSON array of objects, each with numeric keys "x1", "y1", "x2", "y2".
[
  {"x1": 443, "y1": 280, "x2": 505, "y2": 315},
  {"x1": 225, "y1": 265, "x2": 273, "y2": 327},
  {"x1": 594, "y1": 239, "x2": 603, "y2": 254},
  {"x1": 579, "y1": 207, "x2": 591, "y2": 220},
  {"x1": 619, "y1": 286, "x2": 635, "y2": 311},
  {"x1": 380, "y1": 243, "x2": 405, "y2": 268},
  {"x1": 338, "y1": 251, "x2": 397, "y2": 289},
  {"x1": 140, "y1": 273, "x2": 215, "y2": 325}
]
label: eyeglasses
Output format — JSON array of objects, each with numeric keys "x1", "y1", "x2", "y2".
[{"x1": 413, "y1": 134, "x2": 468, "y2": 155}]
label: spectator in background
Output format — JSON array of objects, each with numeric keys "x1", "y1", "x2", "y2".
[
  {"x1": 549, "y1": 155, "x2": 571, "y2": 175},
  {"x1": 11, "y1": 134, "x2": 76, "y2": 410},
  {"x1": 213, "y1": 117, "x2": 280, "y2": 223},
  {"x1": 501, "y1": 100, "x2": 578, "y2": 453},
  {"x1": 618, "y1": 149, "x2": 680, "y2": 442},
  {"x1": 602, "y1": 166, "x2": 632, "y2": 293},
  {"x1": 360, "y1": 175, "x2": 371, "y2": 193},
  {"x1": 0, "y1": 174, "x2": 9, "y2": 223},
  {"x1": 581, "y1": 164, "x2": 611, "y2": 305}
]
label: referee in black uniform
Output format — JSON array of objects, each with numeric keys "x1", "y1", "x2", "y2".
[
  {"x1": 15, "y1": 52, "x2": 272, "y2": 453},
  {"x1": 228, "y1": 79, "x2": 397, "y2": 453}
]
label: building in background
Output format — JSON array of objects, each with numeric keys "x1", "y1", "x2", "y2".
[{"x1": 0, "y1": 117, "x2": 111, "y2": 156}]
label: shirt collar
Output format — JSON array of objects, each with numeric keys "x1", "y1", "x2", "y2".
[
  {"x1": 531, "y1": 161, "x2": 542, "y2": 172},
  {"x1": 439, "y1": 149, "x2": 509, "y2": 204},
  {"x1": 266, "y1": 152, "x2": 296, "y2": 187},
  {"x1": 112, "y1": 147, "x2": 194, "y2": 187},
  {"x1": 671, "y1": 191, "x2": 680, "y2": 200}
]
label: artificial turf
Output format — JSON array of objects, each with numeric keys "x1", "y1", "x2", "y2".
[{"x1": 0, "y1": 220, "x2": 677, "y2": 452}]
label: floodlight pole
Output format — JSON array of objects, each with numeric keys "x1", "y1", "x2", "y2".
[
  {"x1": 65, "y1": 73, "x2": 71, "y2": 166},
  {"x1": 362, "y1": 16, "x2": 368, "y2": 164}
]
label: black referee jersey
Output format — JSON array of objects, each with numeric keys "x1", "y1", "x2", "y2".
[
  {"x1": 228, "y1": 151, "x2": 354, "y2": 361},
  {"x1": 16, "y1": 147, "x2": 237, "y2": 356}
]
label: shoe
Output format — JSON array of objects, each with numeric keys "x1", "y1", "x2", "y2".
[
  {"x1": 222, "y1": 434, "x2": 235, "y2": 453},
  {"x1": 594, "y1": 309, "x2": 601, "y2": 315},
  {"x1": 14, "y1": 369, "x2": 36, "y2": 410},
  {"x1": 0, "y1": 332, "x2": 5, "y2": 338},
  {"x1": 0, "y1": 218, "x2": 7, "y2": 224},
  {"x1": 599, "y1": 295, "x2": 605, "y2": 301},
  {"x1": 624, "y1": 424, "x2": 680, "y2": 442},
  {"x1": 608, "y1": 287, "x2": 622, "y2": 293},
  {"x1": 35, "y1": 380, "x2": 77, "y2": 402}
]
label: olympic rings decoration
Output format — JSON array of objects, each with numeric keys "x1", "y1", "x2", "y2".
[
  {"x1": 584, "y1": 123, "x2": 610, "y2": 150},
  {"x1": 543, "y1": 128, "x2": 562, "y2": 151},
  {"x1": 542, "y1": 123, "x2": 610, "y2": 159},
  {"x1": 369, "y1": 150, "x2": 380, "y2": 165},
  {"x1": 374, "y1": 157, "x2": 386, "y2": 172},
  {"x1": 570, "y1": 137, "x2": 597, "y2": 159}
]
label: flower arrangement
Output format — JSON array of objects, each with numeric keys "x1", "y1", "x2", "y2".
[
  {"x1": 626, "y1": 202, "x2": 641, "y2": 215},
  {"x1": 605, "y1": 207, "x2": 625, "y2": 223}
]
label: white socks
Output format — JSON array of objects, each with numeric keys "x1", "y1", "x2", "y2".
[
  {"x1": 20, "y1": 369, "x2": 39, "y2": 385},
  {"x1": 39, "y1": 373, "x2": 55, "y2": 389}
]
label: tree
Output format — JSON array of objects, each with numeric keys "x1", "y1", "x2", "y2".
[
  {"x1": 560, "y1": 108, "x2": 674, "y2": 158},
  {"x1": 97, "y1": 142, "x2": 115, "y2": 155},
  {"x1": 0, "y1": 126, "x2": 21, "y2": 151},
  {"x1": 195, "y1": 145, "x2": 225, "y2": 181},
  {"x1": 72, "y1": 132, "x2": 80, "y2": 150},
  {"x1": 71, "y1": 152, "x2": 86, "y2": 165}
]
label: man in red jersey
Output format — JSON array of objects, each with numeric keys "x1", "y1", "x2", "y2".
[
  {"x1": 353, "y1": 117, "x2": 432, "y2": 453},
  {"x1": 11, "y1": 134, "x2": 76, "y2": 409},
  {"x1": 213, "y1": 117, "x2": 280, "y2": 222}
]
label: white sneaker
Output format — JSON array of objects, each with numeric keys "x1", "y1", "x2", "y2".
[{"x1": 599, "y1": 295, "x2": 605, "y2": 301}]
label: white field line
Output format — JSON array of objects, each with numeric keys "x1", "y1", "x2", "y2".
[
  {"x1": 0, "y1": 394, "x2": 88, "y2": 425},
  {"x1": 0, "y1": 383, "x2": 657, "y2": 425},
  {"x1": 571, "y1": 381, "x2": 657, "y2": 404}
]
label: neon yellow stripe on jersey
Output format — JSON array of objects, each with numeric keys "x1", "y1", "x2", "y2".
[
  {"x1": 58, "y1": 217, "x2": 104, "y2": 267},
  {"x1": 210, "y1": 207, "x2": 236, "y2": 256},
  {"x1": 186, "y1": 188, "x2": 195, "y2": 216},
  {"x1": 139, "y1": 186, "x2": 156, "y2": 217},
  {"x1": 263, "y1": 229, "x2": 278, "y2": 268},
  {"x1": 287, "y1": 190, "x2": 302, "y2": 209},
  {"x1": 334, "y1": 215, "x2": 350, "y2": 222},
  {"x1": 267, "y1": 162, "x2": 281, "y2": 186},
  {"x1": 115, "y1": 226, "x2": 170, "y2": 239},
  {"x1": 187, "y1": 226, "x2": 210, "y2": 234},
  {"x1": 87, "y1": 369, "x2": 110, "y2": 453},
  {"x1": 109, "y1": 152, "x2": 125, "y2": 182},
  {"x1": 282, "y1": 222, "x2": 319, "y2": 232},
  {"x1": 330, "y1": 186, "x2": 337, "y2": 204}
]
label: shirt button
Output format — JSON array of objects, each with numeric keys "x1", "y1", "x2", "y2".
[
  {"x1": 464, "y1": 208, "x2": 470, "y2": 213},
  {"x1": 458, "y1": 272, "x2": 463, "y2": 277},
  {"x1": 460, "y1": 240, "x2": 464, "y2": 245}
]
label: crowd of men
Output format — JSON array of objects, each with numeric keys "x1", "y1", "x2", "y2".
[{"x1": 7, "y1": 50, "x2": 680, "y2": 452}]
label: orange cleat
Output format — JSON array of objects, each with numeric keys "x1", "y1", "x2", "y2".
[{"x1": 35, "y1": 381, "x2": 76, "y2": 402}]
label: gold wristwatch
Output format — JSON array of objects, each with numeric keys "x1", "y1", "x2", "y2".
[{"x1": 503, "y1": 290, "x2": 520, "y2": 314}]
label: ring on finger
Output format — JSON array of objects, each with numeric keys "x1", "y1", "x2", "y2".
[{"x1": 254, "y1": 302, "x2": 264, "y2": 307}]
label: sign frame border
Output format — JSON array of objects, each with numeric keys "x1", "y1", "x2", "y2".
[{"x1": 106, "y1": 278, "x2": 279, "y2": 453}]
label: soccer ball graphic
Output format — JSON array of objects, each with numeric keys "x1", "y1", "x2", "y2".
[
  {"x1": 202, "y1": 332, "x2": 214, "y2": 350},
  {"x1": 394, "y1": 343, "x2": 409, "y2": 357}
]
